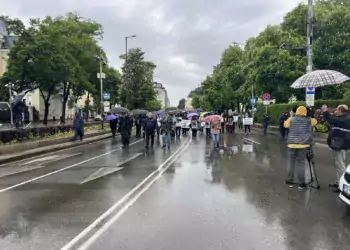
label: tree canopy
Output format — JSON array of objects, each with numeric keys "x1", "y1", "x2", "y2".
[
  {"x1": 197, "y1": 0, "x2": 350, "y2": 112},
  {"x1": 0, "y1": 13, "x2": 123, "y2": 124},
  {"x1": 120, "y1": 48, "x2": 158, "y2": 110}
]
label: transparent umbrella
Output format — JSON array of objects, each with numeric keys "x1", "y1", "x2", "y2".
[{"x1": 291, "y1": 70, "x2": 350, "y2": 89}]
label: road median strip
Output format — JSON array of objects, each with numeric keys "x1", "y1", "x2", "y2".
[{"x1": 0, "y1": 130, "x2": 112, "y2": 165}]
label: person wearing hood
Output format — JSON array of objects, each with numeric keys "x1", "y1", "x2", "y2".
[
  {"x1": 118, "y1": 112, "x2": 132, "y2": 148},
  {"x1": 73, "y1": 113, "x2": 84, "y2": 141},
  {"x1": 322, "y1": 104, "x2": 350, "y2": 191},
  {"x1": 284, "y1": 106, "x2": 317, "y2": 190}
]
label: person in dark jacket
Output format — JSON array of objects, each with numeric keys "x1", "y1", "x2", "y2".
[
  {"x1": 143, "y1": 113, "x2": 157, "y2": 149},
  {"x1": 161, "y1": 113, "x2": 173, "y2": 150},
  {"x1": 278, "y1": 112, "x2": 288, "y2": 139},
  {"x1": 109, "y1": 113, "x2": 118, "y2": 137},
  {"x1": 118, "y1": 112, "x2": 132, "y2": 148},
  {"x1": 73, "y1": 113, "x2": 84, "y2": 141},
  {"x1": 135, "y1": 115, "x2": 142, "y2": 138},
  {"x1": 262, "y1": 114, "x2": 270, "y2": 135},
  {"x1": 322, "y1": 104, "x2": 350, "y2": 190}
]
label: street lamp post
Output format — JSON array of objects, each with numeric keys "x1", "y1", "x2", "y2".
[
  {"x1": 96, "y1": 55, "x2": 106, "y2": 129},
  {"x1": 124, "y1": 35, "x2": 136, "y2": 88},
  {"x1": 125, "y1": 35, "x2": 136, "y2": 63}
]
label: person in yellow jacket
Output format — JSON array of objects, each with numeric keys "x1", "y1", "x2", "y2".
[{"x1": 284, "y1": 106, "x2": 317, "y2": 189}]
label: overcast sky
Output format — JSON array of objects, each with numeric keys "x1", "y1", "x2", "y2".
[{"x1": 2, "y1": 0, "x2": 303, "y2": 106}]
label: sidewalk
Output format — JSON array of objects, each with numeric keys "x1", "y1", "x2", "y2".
[
  {"x1": 0, "y1": 130, "x2": 112, "y2": 165},
  {"x1": 252, "y1": 124, "x2": 328, "y2": 144}
]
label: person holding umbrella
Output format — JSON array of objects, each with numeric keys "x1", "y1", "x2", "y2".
[
  {"x1": 204, "y1": 115, "x2": 221, "y2": 150},
  {"x1": 187, "y1": 112, "x2": 199, "y2": 138},
  {"x1": 107, "y1": 113, "x2": 118, "y2": 137},
  {"x1": 191, "y1": 116, "x2": 199, "y2": 138}
]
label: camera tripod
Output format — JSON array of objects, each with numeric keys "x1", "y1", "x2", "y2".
[{"x1": 306, "y1": 147, "x2": 321, "y2": 189}]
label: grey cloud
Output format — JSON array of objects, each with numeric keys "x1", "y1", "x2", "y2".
[{"x1": 1, "y1": 0, "x2": 301, "y2": 105}]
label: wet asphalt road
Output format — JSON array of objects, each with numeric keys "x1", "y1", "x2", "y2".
[{"x1": 0, "y1": 130, "x2": 350, "y2": 249}]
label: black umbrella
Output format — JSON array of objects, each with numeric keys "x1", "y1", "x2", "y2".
[
  {"x1": 110, "y1": 106, "x2": 129, "y2": 114},
  {"x1": 131, "y1": 109, "x2": 148, "y2": 116}
]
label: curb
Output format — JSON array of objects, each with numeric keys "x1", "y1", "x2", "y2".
[
  {"x1": 0, "y1": 132, "x2": 113, "y2": 165},
  {"x1": 251, "y1": 126, "x2": 327, "y2": 145}
]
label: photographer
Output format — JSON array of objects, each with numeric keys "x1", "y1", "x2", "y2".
[
  {"x1": 322, "y1": 104, "x2": 350, "y2": 190},
  {"x1": 284, "y1": 106, "x2": 317, "y2": 190}
]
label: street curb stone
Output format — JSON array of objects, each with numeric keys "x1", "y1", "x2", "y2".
[
  {"x1": 0, "y1": 131, "x2": 112, "y2": 165},
  {"x1": 252, "y1": 124, "x2": 328, "y2": 144}
]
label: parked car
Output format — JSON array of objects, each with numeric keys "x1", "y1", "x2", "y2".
[
  {"x1": 339, "y1": 166, "x2": 350, "y2": 206},
  {"x1": 94, "y1": 115, "x2": 103, "y2": 121}
]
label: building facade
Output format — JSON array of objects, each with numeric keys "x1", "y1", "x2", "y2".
[{"x1": 154, "y1": 82, "x2": 170, "y2": 109}]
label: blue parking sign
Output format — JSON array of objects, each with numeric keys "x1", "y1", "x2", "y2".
[{"x1": 250, "y1": 98, "x2": 257, "y2": 105}]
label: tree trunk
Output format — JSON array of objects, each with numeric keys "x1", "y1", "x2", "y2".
[
  {"x1": 43, "y1": 100, "x2": 50, "y2": 125},
  {"x1": 40, "y1": 89, "x2": 52, "y2": 125},
  {"x1": 61, "y1": 82, "x2": 71, "y2": 123}
]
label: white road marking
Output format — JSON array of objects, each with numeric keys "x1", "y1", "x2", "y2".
[
  {"x1": 60, "y1": 138, "x2": 192, "y2": 250},
  {"x1": 0, "y1": 134, "x2": 116, "y2": 167},
  {"x1": 0, "y1": 139, "x2": 143, "y2": 193},
  {"x1": 243, "y1": 137, "x2": 261, "y2": 145},
  {"x1": 20, "y1": 153, "x2": 82, "y2": 166},
  {"x1": 80, "y1": 153, "x2": 143, "y2": 184}
]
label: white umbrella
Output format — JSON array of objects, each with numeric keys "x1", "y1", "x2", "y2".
[{"x1": 291, "y1": 70, "x2": 350, "y2": 89}]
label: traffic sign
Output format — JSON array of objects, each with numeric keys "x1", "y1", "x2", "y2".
[
  {"x1": 250, "y1": 98, "x2": 257, "y2": 105},
  {"x1": 306, "y1": 87, "x2": 315, "y2": 106},
  {"x1": 263, "y1": 93, "x2": 270, "y2": 101},
  {"x1": 263, "y1": 100, "x2": 270, "y2": 106},
  {"x1": 97, "y1": 73, "x2": 106, "y2": 79},
  {"x1": 306, "y1": 87, "x2": 315, "y2": 94},
  {"x1": 103, "y1": 93, "x2": 110, "y2": 100}
]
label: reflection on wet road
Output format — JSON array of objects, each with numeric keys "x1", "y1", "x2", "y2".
[{"x1": 1, "y1": 131, "x2": 350, "y2": 250}]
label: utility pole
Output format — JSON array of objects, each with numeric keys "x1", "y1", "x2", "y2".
[
  {"x1": 99, "y1": 59, "x2": 103, "y2": 116},
  {"x1": 306, "y1": 0, "x2": 313, "y2": 73},
  {"x1": 306, "y1": 0, "x2": 314, "y2": 107}
]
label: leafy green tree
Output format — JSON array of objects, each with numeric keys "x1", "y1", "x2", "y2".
[
  {"x1": 146, "y1": 99, "x2": 162, "y2": 111},
  {"x1": 120, "y1": 48, "x2": 157, "y2": 109},
  {"x1": 104, "y1": 66, "x2": 123, "y2": 107},
  {"x1": 191, "y1": 94, "x2": 201, "y2": 109},
  {"x1": 4, "y1": 14, "x2": 105, "y2": 124},
  {"x1": 0, "y1": 15, "x2": 26, "y2": 35},
  {"x1": 177, "y1": 98, "x2": 186, "y2": 109}
]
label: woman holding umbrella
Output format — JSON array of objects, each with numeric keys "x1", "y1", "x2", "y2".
[
  {"x1": 187, "y1": 112, "x2": 199, "y2": 138},
  {"x1": 204, "y1": 115, "x2": 222, "y2": 150},
  {"x1": 106, "y1": 113, "x2": 118, "y2": 137}
]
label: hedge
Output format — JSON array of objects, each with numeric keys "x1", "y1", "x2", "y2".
[
  {"x1": 0, "y1": 121, "x2": 100, "y2": 144},
  {"x1": 255, "y1": 99, "x2": 347, "y2": 125}
]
